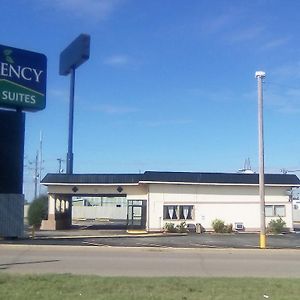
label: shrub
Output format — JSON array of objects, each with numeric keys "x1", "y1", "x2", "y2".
[
  {"x1": 267, "y1": 217, "x2": 286, "y2": 234},
  {"x1": 27, "y1": 195, "x2": 48, "y2": 229},
  {"x1": 164, "y1": 222, "x2": 178, "y2": 233},
  {"x1": 164, "y1": 222, "x2": 188, "y2": 233},
  {"x1": 224, "y1": 223, "x2": 233, "y2": 233},
  {"x1": 176, "y1": 221, "x2": 188, "y2": 233},
  {"x1": 212, "y1": 219, "x2": 233, "y2": 233},
  {"x1": 212, "y1": 219, "x2": 225, "y2": 233}
]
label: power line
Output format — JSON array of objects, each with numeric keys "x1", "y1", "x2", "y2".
[{"x1": 265, "y1": 80, "x2": 300, "y2": 91}]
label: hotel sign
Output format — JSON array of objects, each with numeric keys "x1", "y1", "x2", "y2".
[{"x1": 0, "y1": 44, "x2": 47, "y2": 111}]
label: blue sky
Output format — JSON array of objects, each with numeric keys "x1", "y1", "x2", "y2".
[{"x1": 2, "y1": 0, "x2": 300, "y2": 200}]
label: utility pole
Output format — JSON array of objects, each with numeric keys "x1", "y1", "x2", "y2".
[
  {"x1": 25, "y1": 150, "x2": 40, "y2": 200},
  {"x1": 38, "y1": 131, "x2": 43, "y2": 195},
  {"x1": 256, "y1": 71, "x2": 266, "y2": 249},
  {"x1": 57, "y1": 158, "x2": 65, "y2": 173},
  {"x1": 34, "y1": 150, "x2": 39, "y2": 200}
]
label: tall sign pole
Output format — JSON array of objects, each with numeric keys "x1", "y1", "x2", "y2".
[
  {"x1": 67, "y1": 67, "x2": 75, "y2": 174},
  {"x1": 59, "y1": 34, "x2": 90, "y2": 174},
  {"x1": 255, "y1": 71, "x2": 266, "y2": 249}
]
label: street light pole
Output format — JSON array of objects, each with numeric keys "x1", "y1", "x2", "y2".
[{"x1": 255, "y1": 70, "x2": 266, "y2": 249}]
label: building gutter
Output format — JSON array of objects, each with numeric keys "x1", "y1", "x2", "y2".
[{"x1": 42, "y1": 182, "x2": 139, "y2": 186}]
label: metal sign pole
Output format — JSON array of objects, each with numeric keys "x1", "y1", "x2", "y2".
[
  {"x1": 66, "y1": 67, "x2": 75, "y2": 174},
  {"x1": 59, "y1": 34, "x2": 90, "y2": 175}
]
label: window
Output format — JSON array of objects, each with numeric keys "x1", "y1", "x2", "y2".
[
  {"x1": 179, "y1": 205, "x2": 193, "y2": 219},
  {"x1": 274, "y1": 205, "x2": 285, "y2": 217},
  {"x1": 163, "y1": 205, "x2": 193, "y2": 220},
  {"x1": 265, "y1": 205, "x2": 285, "y2": 217},
  {"x1": 265, "y1": 205, "x2": 273, "y2": 217},
  {"x1": 164, "y1": 205, "x2": 178, "y2": 220},
  {"x1": 73, "y1": 196, "x2": 127, "y2": 207}
]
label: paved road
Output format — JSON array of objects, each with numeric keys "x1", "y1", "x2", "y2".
[{"x1": 1, "y1": 245, "x2": 300, "y2": 277}]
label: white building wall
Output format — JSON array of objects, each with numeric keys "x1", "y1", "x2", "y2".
[
  {"x1": 148, "y1": 183, "x2": 292, "y2": 231},
  {"x1": 293, "y1": 209, "x2": 300, "y2": 222},
  {"x1": 45, "y1": 182, "x2": 293, "y2": 232}
]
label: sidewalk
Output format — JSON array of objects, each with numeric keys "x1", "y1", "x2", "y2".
[
  {"x1": 29, "y1": 229, "x2": 169, "y2": 239},
  {"x1": 23, "y1": 223, "x2": 178, "y2": 240}
]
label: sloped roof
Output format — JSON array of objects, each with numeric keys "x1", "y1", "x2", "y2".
[
  {"x1": 143, "y1": 171, "x2": 300, "y2": 185},
  {"x1": 41, "y1": 173, "x2": 141, "y2": 184},
  {"x1": 41, "y1": 171, "x2": 300, "y2": 186}
]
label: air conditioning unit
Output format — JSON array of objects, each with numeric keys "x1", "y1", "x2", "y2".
[{"x1": 235, "y1": 222, "x2": 244, "y2": 231}]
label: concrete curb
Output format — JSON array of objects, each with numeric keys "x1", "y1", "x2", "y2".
[
  {"x1": 1, "y1": 243, "x2": 299, "y2": 252},
  {"x1": 22, "y1": 232, "x2": 188, "y2": 240}
]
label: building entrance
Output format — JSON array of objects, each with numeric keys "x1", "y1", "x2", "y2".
[
  {"x1": 42, "y1": 194, "x2": 148, "y2": 231},
  {"x1": 71, "y1": 194, "x2": 128, "y2": 229},
  {"x1": 127, "y1": 200, "x2": 147, "y2": 230}
]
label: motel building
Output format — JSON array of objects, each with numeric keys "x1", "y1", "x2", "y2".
[{"x1": 41, "y1": 171, "x2": 300, "y2": 232}]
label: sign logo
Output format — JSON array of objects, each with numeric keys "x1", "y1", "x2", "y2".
[
  {"x1": 3, "y1": 49, "x2": 14, "y2": 64},
  {"x1": 0, "y1": 44, "x2": 47, "y2": 112}
]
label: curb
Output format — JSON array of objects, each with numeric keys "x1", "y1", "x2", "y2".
[{"x1": 21, "y1": 232, "x2": 187, "y2": 240}]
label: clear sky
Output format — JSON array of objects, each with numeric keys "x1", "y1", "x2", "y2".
[{"x1": 2, "y1": 0, "x2": 300, "y2": 200}]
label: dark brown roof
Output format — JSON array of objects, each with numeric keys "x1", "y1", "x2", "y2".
[{"x1": 41, "y1": 171, "x2": 300, "y2": 185}]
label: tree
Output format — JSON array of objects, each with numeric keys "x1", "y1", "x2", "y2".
[{"x1": 27, "y1": 195, "x2": 48, "y2": 230}]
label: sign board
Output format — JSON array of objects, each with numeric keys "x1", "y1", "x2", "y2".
[
  {"x1": 59, "y1": 34, "x2": 90, "y2": 76},
  {"x1": 0, "y1": 44, "x2": 47, "y2": 111}
]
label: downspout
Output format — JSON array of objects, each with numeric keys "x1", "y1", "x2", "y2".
[{"x1": 290, "y1": 188, "x2": 295, "y2": 231}]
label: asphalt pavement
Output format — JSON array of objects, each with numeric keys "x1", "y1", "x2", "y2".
[
  {"x1": 1, "y1": 226, "x2": 300, "y2": 249},
  {"x1": 1, "y1": 245, "x2": 300, "y2": 277}
]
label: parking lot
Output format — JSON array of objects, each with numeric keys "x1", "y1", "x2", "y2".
[
  {"x1": 82, "y1": 232, "x2": 300, "y2": 249},
  {"x1": 1, "y1": 229, "x2": 300, "y2": 249}
]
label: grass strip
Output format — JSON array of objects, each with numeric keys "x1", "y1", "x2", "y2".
[{"x1": 0, "y1": 274, "x2": 299, "y2": 300}]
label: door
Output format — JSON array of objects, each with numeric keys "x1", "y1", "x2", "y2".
[{"x1": 127, "y1": 200, "x2": 146, "y2": 230}]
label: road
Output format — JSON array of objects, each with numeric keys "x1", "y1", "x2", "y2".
[{"x1": 1, "y1": 245, "x2": 300, "y2": 277}]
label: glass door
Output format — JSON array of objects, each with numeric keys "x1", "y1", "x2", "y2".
[{"x1": 127, "y1": 200, "x2": 146, "y2": 229}]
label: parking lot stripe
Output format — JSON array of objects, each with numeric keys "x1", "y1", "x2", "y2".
[{"x1": 82, "y1": 241, "x2": 111, "y2": 247}]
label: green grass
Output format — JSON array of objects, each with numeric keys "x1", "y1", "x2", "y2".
[{"x1": 0, "y1": 274, "x2": 299, "y2": 300}]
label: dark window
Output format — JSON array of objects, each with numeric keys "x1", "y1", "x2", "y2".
[
  {"x1": 163, "y1": 205, "x2": 178, "y2": 219},
  {"x1": 179, "y1": 205, "x2": 193, "y2": 220},
  {"x1": 163, "y1": 205, "x2": 193, "y2": 220}
]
